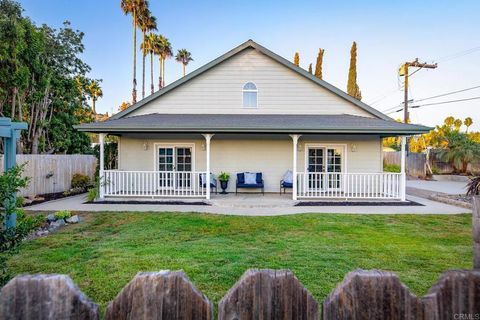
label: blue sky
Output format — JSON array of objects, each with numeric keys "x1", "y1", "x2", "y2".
[{"x1": 19, "y1": 0, "x2": 480, "y2": 129}]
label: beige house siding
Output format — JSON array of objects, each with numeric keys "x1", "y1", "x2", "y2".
[
  {"x1": 118, "y1": 135, "x2": 382, "y2": 193},
  {"x1": 127, "y1": 48, "x2": 375, "y2": 118}
]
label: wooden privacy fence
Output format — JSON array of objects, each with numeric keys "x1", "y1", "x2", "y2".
[
  {"x1": 1, "y1": 268, "x2": 479, "y2": 320},
  {"x1": 0, "y1": 154, "x2": 97, "y2": 196},
  {"x1": 383, "y1": 151, "x2": 427, "y2": 178}
]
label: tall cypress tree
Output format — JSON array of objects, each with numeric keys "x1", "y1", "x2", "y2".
[
  {"x1": 314, "y1": 48, "x2": 325, "y2": 79},
  {"x1": 294, "y1": 52, "x2": 299, "y2": 66},
  {"x1": 308, "y1": 63, "x2": 312, "y2": 74},
  {"x1": 347, "y1": 42, "x2": 362, "y2": 100}
]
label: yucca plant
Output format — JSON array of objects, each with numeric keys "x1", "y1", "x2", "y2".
[{"x1": 467, "y1": 176, "x2": 480, "y2": 196}]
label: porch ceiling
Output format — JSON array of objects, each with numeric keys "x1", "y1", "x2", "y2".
[{"x1": 75, "y1": 113, "x2": 432, "y2": 136}]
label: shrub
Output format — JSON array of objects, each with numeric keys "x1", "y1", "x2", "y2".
[
  {"x1": 467, "y1": 176, "x2": 480, "y2": 196},
  {"x1": 87, "y1": 187, "x2": 98, "y2": 202},
  {"x1": 71, "y1": 173, "x2": 90, "y2": 189},
  {"x1": 15, "y1": 196, "x2": 25, "y2": 208},
  {"x1": 383, "y1": 164, "x2": 401, "y2": 173},
  {"x1": 431, "y1": 166, "x2": 440, "y2": 175},
  {"x1": 54, "y1": 210, "x2": 71, "y2": 220}
]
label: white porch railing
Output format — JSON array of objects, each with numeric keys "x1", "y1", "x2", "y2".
[
  {"x1": 296, "y1": 172, "x2": 402, "y2": 199},
  {"x1": 102, "y1": 170, "x2": 207, "y2": 198}
]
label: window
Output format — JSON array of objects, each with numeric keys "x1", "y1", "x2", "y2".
[{"x1": 243, "y1": 82, "x2": 257, "y2": 107}]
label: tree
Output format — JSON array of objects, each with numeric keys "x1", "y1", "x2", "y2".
[
  {"x1": 0, "y1": 2, "x2": 95, "y2": 154},
  {"x1": 120, "y1": 0, "x2": 147, "y2": 104},
  {"x1": 86, "y1": 80, "x2": 103, "y2": 114},
  {"x1": 438, "y1": 132, "x2": 480, "y2": 173},
  {"x1": 143, "y1": 33, "x2": 156, "y2": 94},
  {"x1": 293, "y1": 52, "x2": 299, "y2": 66},
  {"x1": 175, "y1": 49, "x2": 193, "y2": 76},
  {"x1": 118, "y1": 101, "x2": 131, "y2": 111},
  {"x1": 464, "y1": 117, "x2": 473, "y2": 133},
  {"x1": 137, "y1": 7, "x2": 156, "y2": 99},
  {"x1": 347, "y1": 41, "x2": 362, "y2": 100},
  {"x1": 314, "y1": 48, "x2": 325, "y2": 79},
  {"x1": 153, "y1": 34, "x2": 172, "y2": 89},
  {"x1": 308, "y1": 63, "x2": 312, "y2": 74}
]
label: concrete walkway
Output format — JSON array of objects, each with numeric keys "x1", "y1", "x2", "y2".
[
  {"x1": 406, "y1": 179, "x2": 467, "y2": 195},
  {"x1": 25, "y1": 193, "x2": 469, "y2": 216}
]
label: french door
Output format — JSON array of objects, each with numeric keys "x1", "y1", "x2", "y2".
[
  {"x1": 157, "y1": 146, "x2": 193, "y2": 189},
  {"x1": 307, "y1": 146, "x2": 343, "y2": 191}
]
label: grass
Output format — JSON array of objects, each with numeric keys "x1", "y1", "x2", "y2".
[{"x1": 7, "y1": 212, "x2": 472, "y2": 313}]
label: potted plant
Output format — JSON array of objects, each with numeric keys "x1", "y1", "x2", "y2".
[{"x1": 218, "y1": 172, "x2": 230, "y2": 194}]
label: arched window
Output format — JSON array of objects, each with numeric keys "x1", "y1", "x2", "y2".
[{"x1": 243, "y1": 82, "x2": 258, "y2": 107}]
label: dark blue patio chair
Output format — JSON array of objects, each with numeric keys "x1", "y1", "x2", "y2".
[
  {"x1": 200, "y1": 173, "x2": 217, "y2": 194},
  {"x1": 236, "y1": 172, "x2": 264, "y2": 195},
  {"x1": 280, "y1": 170, "x2": 293, "y2": 194}
]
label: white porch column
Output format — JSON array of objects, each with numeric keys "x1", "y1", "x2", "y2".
[
  {"x1": 99, "y1": 133, "x2": 105, "y2": 200},
  {"x1": 400, "y1": 136, "x2": 407, "y2": 201},
  {"x1": 290, "y1": 134, "x2": 301, "y2": 201},
  {"x1": 202, "y1": 134, "x2": 214, "y2": 200}
]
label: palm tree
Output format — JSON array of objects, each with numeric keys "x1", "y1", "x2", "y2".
[
  {"x1": 143, "y1": 33, "x2": 156, "y2": 95},
  {"x1": 120, "y1": 0, "x2": 147, "y2": 104},
  {"x1": 175, "y1": 49, "x2": 193, "y2": 76},
  {"x1": 87, "y1": 80, "x2": 103, "y2": 114},
  {"x1": 153, "y1": 34, "x2": 172, "y2": 89},
  {"x1": 464, "y1": 117, "x2": 473, "y2": 133},
  {"x1": 138, "y1": 8, "x2": 156, "y2": 99}
]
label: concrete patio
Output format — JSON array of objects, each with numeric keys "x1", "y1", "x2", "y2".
[{"x1": 25, "y1": 192, "x2": 469, "y2": 216}]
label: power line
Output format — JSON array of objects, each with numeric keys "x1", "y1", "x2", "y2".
[
  {"x1": 385, "y1": 96, "x2": 480, "y2": 114},
  {"x1": 381, "y1": 85, "x2": 480, "y2": 112},
  {"x1": 413, "y1": 85, "x2": 480, "y2": 103},
  {"x1": 434, "y1": 46, "x2": 480, "y2": 63},
  {"x1": 411, "y1": 96, "x2": 480, "y2": 108}
]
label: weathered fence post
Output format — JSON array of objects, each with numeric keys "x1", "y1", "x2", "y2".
[
  {"x1": 104, "y1": 270, "x2": 213, "y2": 320},
  {"x1": 0, "y1": 274, "x2": 99, "y2": 320},
  {"x1": 423, "y1": 270, "x2": 480, "y2": 319},
  {"x1": 474, "y1": 196, "x2": 480, "y2": 269},
  {"x1": 323, "y1": 269, "x2": 423, "y2": 319},
  {"x1": 218, "y1": 269, "x2": 319, "y2": 320}
]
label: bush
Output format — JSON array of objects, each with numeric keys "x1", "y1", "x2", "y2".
[
  {"x1": 15, "y1": 196, "x2": 25, "y2": 208},
  {"x1": 54, "y1": 210, "x2": 71, "y2": 220},
  {"x1": 383, "y1": 164, "x2": 401, "y2": 173},
  {"x1": 87, "y1": 187, "x2": 98, "y2": 202},
  {"x1": 71, "y1": 173, "x2": 90, "y2": 189},
  {"x1": 431, "y1": 166, "x2": 440, "y2": 175},
  {"x1": 467, "y1": 176, "x2": 480, "y2": 196}
]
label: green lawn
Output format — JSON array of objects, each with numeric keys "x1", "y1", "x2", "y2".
[{"x1": 8, "y1": 212, "x2": 472, "y2": 312}]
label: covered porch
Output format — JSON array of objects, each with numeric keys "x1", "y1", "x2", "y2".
[
  {"x1": 75, "y1": 113, "x2": 430, "y2": 202},
  {"x1": 96, "y1": 132, "x2": 407, "y2": 201}
]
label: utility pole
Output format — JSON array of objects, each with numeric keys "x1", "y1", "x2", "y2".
[{"x1": 399, "y1": 59, "x2": 437, "y2": 123}]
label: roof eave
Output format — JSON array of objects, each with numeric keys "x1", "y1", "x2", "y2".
[{"x1": 74, "y1": 126, "x2": 432, "y2": 135}]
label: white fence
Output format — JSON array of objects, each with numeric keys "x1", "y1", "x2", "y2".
[
  {"x1": 296, "y1": 172, "x2": 402, "y2": 199},
  {"x1": 0, "y1": 154, "x2": 97, "y2": 197},
  {"x1": 102, "y1": 170, "x2": 208, "y2": 198}
]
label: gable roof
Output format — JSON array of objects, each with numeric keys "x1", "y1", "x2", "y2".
[{"x1": 111, "y1": 39, "x2": 391, "y2": 121}]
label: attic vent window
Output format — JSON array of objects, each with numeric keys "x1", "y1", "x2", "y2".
[{"x1": 243, "y1": 82, "x2": 257, "y2": 108}]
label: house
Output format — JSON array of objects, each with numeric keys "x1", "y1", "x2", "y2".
[{"x1": 76, "y1": 40, "x2": 431, "y2": 201}]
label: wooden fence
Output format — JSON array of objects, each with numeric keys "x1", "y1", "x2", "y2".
[
  {"x1": 0, "y1": 154, "x2": 97, "y2": 197},
  {"x1": 1, "y1": 268, "x2": 479, "y2": 319},
  {"x1": 383, "y1": 151, "x2": 427, "y2": 178}
]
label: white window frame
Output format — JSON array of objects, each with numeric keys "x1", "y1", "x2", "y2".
[
  {"x1": 242, "y1": 82, "x2": 258, "y2": 108},
  {"x1": 153, "y1": 143, "x2": 196, "y2": 172},
  {"x1": 304, "y1": 144, "x2": 347, "y2": 192}
]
